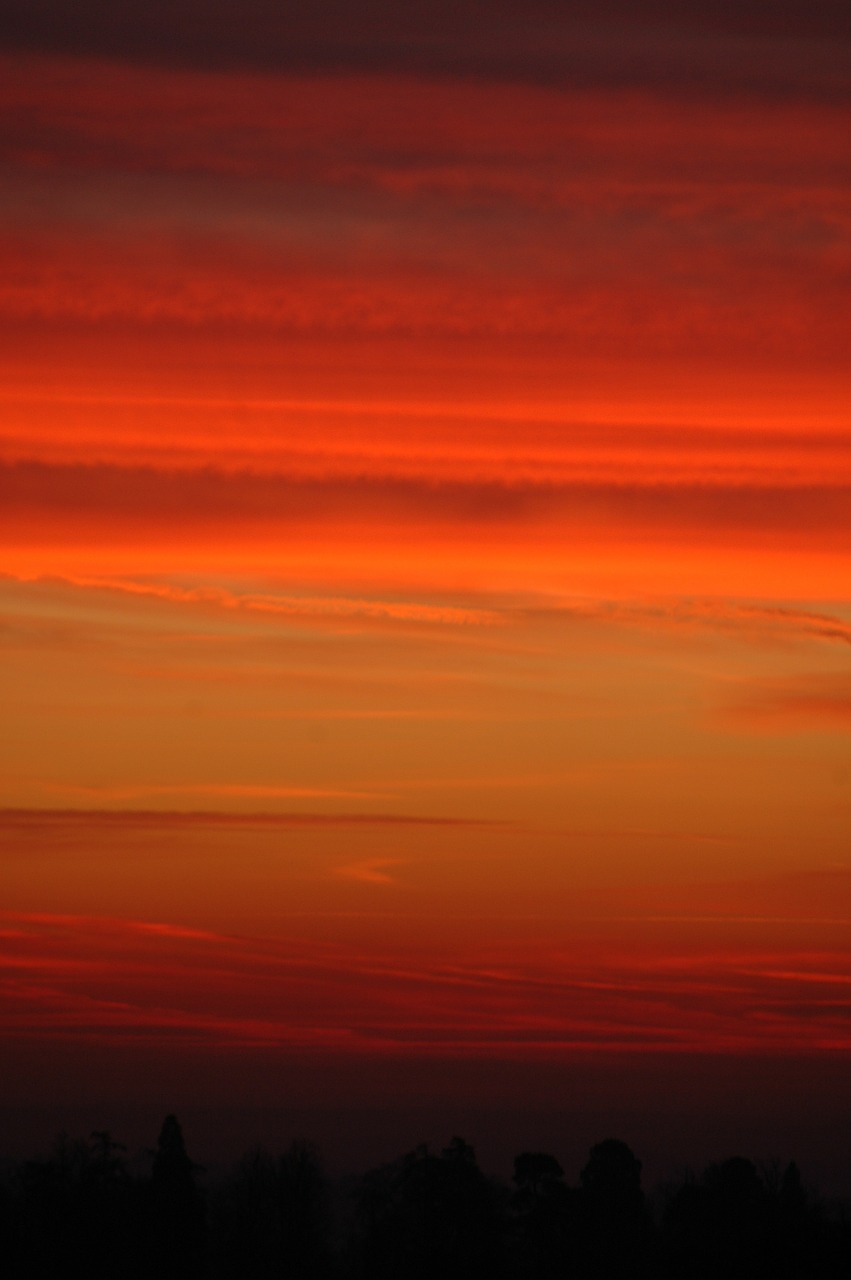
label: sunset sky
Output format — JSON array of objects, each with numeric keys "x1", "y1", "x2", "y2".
[{"x1": 2, "y1": 1, "x2": 850, "y2": 1181}]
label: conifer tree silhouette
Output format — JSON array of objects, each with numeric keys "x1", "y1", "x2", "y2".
[{"x1": 150, "y1": 1114, "x2": 206, "y2": 1279}]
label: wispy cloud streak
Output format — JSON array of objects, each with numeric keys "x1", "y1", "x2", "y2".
[{"x1": 3, "y1": 911, "x2": 851, "y2": 1057}]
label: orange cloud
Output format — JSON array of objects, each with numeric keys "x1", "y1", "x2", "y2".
[
  {"x1": 333, "y1": 858, "x2": 407, "y2": 886},
  {"x1": 721, "y1": 673, "x2": 851, "y2": 730},
  {"x1": 3, "y1": 461, "x2": 848, "y2": 543},
  {"x1": 2, "y1": 34, "x2": 850, "y2": 1097}
]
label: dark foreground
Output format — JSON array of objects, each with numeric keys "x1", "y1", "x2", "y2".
[{"x1": 2, "y1": 1115, "x2": 850, "y2": 1279}]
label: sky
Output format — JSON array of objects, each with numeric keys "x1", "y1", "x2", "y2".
[{"x1": 1, "y1": 1, "x2": 850, "y2": 1183}]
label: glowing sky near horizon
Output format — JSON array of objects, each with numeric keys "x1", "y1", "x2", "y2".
[{"x1": 1, "y1": 1, "x2": 850, "y2": 1103}]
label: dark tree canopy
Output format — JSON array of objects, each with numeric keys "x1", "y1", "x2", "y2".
[{"x1": 1, "y1": 1118, "x2": 849, "y2": 1280}]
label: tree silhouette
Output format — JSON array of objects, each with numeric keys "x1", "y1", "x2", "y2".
[
  {"x1": 278, "y1": 1139, "x2": 331, "y2": 1278},
  {"x1": 211, "y1": 1147, "x2": 282, "y2": 1280},
  {"x1": 660, "y1": 1155, "x2": 832, "y2": 1280},
  {"x1": 3, "y1": 1120, "x2": 851, "y2": 1279},
  {"x1": 353, "y1": 1137, "x2": 508, "y2": 1280},
  {"x1": 10, "y1": 1130, "x2": 143, "y2": 1279},
  {"x1": 511, "y1": 1151, "x2": 576, "y2": 1279},
  {"x1": 149, "y1": 1114, "x2": 206, "y2": 1279},
  {"x1": 578, "y1": 1139, "x2": 649, "y2": 1279}
]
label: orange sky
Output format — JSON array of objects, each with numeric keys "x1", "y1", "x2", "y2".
[{"x1": 1, "y1": 3, "x2": 850, "y2": 1170}]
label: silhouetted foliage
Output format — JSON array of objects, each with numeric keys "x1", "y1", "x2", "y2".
[
  {"x1": 351, "y1": 1136, "x2": 508, "y2": 1280},
  {"x1": 510, "y1": 1151, "x2": 577, "y2": 1279},
  {"x1": 578, "y1": 1138, "x2": 650, "y2": 1279},
  {"x1": 279, "y1": 1138, "x2": 332, "y2": 1277},
  {"x1": 8, "y1": 1129, "x2": 145, "y2": 1279},
  {"x1": 211, "y1": 1147, "x2": 281, "y2": 1279},
  {"x1": 582, "y1": 1138, "x2": 643, "y2": 1199},
  {"x1": 2, "y1": 1118, "x2": 851, "y2": 1279},
  {"x1": 210, "y1": 1138, "x2": 332, "y2": 1280},
  {"x1": 660, "y1": 1153, "x2": 851, "y2": 1280},
  {"x1": 149, "y1": 1114, "x2": 206, "y2": 1279},
  {"x1": 664, "y1": 1158, "x2": 764, "y2": 1280}
]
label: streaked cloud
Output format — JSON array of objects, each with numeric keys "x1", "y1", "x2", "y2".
[
  {"x1": 3, "y1": 909, "x2": 851, "y2": 1056},
  {"x1": 0, "y1": 807, "x2": 503, "y2": 828},
  {"x1": 721, "y1": 673, "x2": 851, "y2": 730},
  {"x1": 333, "y1": 858, "x2": 408, "y2": 886},
  {"x1": 1, "y1": 4, "x2": 848, "y2": 95},
  {"x1": 1, "y1": 0, "x2": 849, "y2": 1105}
]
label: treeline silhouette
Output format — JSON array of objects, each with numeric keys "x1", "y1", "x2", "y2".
[{"x1": 2, "y1": 1115, "x2": 850, "y2": 1278}]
